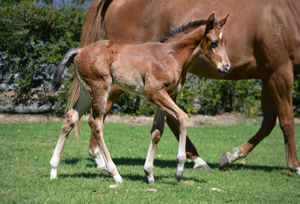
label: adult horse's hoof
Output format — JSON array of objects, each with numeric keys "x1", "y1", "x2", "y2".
[{"x1": 219, "y1": 152, "x2": 232, "y2": 169}]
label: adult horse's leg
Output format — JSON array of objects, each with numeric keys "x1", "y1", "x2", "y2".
[
  {"x1": 144, "y1": 107, "x2": 166, "y2": 183},
  {"x1": 89, "y1": 86, "x2": 124, "y2": 169},
  {"x1": 220, "y1": 62, "x2": 300, "y2": 175},
  {"x1": 50, "y1": 88, "x2": 91, "y2": 179},
  {"x1": 219, "y1": 78, "x2": 277, "y2": 168},
  {"x1": 273, "y1": 63, "x2": 300, "y2": 175}
]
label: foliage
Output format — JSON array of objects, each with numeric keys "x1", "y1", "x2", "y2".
[
  {"x1": 0, "y1": 121, "x2": 300, "y2": 203},
  {"x1": 177, "y1": 74, "x2": 262, "y2": 116},
  {"x1": 294, "y1": 77, "x2": 300, "y2": 116},
  {"x1": 0, "y1": 0, "x2": 86, "y2": 115},
  {"x1": 0, "y1": 1, "x2": 299, "y2": 117}
]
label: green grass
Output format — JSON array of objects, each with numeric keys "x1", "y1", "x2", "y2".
[{"x1": 0, "y1": 120, "x2": 300, "y2": 203}]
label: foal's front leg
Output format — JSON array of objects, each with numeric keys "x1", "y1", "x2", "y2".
[
  {"x1": 150, "y1": 89, "x2": 188, "y2": 182},
  {"x1": 144, "y1": 107, "x2": 166, "y2": 183}
]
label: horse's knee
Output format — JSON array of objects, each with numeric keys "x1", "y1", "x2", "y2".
[
  {"x1": 178, "y1": 113, "x2": 188, "y2": 129},
  {"x1": 151, "y1": 129, "x2": 162, "y2": 144},
  {"x1": 88, "y1": 114, "x2": 94, "y2": 127},
  {"x1": 88, "y1": 118, "x2": 103, "y2": 137},
  {"x1": 66, "y1": 109, "x2": 79, "y2": 125},
  {"x1": 279, "y1": 119, "x2": 294, "y2": 137}
]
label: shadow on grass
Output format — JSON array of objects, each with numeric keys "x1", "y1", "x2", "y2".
[
  {"x1": 217, "y1": 163, "x2": 286, "y2": 172},
  {"x1": 106, "y1": 157, "x2": 286, "y2": 173},
  {"x1": 59, "y1": 157, "x2": 287, "y2": 181},
  {"x1": 58, "y1": 169, "x2": 207, "y2": 183},
  {"x1": 63, "y1": 158, "x2": 80, "y2": 165},
  {"x1": 66, "y1": 156, "x2": 286, "y2": 173},
  {"x1": 113, "y1": 157, "x2": 196, "y2": 169}
]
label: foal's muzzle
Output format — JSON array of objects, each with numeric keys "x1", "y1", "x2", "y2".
[{"x1": 217, "y1": 64, "x2": 231, "y2": 74}]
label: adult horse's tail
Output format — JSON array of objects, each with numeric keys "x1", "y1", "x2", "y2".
[
  {"x1": 80, "y1": 0, "x2": 113, "y2": 47},
  {"x1": 67, "y1": 0, "x2": 113, "y2": 138}
]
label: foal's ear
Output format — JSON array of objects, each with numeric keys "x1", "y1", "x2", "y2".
[
  {"x1": 206, "y1": 13, "x2": 215, "y2": 31},
  {"x1": 219, "y1": 14, "x2": 229, "y2": 27}
]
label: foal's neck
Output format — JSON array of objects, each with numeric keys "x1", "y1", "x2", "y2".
[{"x1": 168, "y1": 26, "x2": 205, "y2": 66}]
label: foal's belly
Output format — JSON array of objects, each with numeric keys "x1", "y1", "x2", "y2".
[{"x1": 110, "y1": 65, "x2": 146, "y2": 95}]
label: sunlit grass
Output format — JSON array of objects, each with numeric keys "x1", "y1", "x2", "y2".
[{"x1": 0, "y1": 120, "x2": 300, "y2": 203}]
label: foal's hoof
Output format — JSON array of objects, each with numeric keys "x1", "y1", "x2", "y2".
[
  {"x1": 219, "y1": 152, "x2": 232, "y2": 169},
  {"x1": 193, "y1": 163, "x2": 211, "y2": 170},
  {"x1": 193, "y1": 157, "x2": 211, "y2": 170},
  {"x1": 148, "y1": 178, "x2": 155, "y2": 184},
  {"x1": 113, "y1": 174, "x2": 123, "y2": 183},
  {"x1": 146, "y1": 174, "x2": 155, "y2": 184},
  {"x1": 174, "y1": 172, "x2": 182, "y2": 182}
]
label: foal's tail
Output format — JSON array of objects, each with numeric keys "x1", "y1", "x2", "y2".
[{"x1": 52, "y1": 48, "x2": 81, "y2": 91}]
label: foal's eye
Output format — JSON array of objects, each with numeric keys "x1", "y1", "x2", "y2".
[{"x1": 210, "y1": 41, "x2": 218, "y2": 49}]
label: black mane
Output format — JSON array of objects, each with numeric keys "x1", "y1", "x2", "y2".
[{"x1": 154, "y1": 20, "x2": 207, "y2": 43}]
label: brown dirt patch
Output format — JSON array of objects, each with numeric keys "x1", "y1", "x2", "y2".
[
  {"x1": 0, "y1": 113, "x2": 262, "y2": 126},
  {"x1": 1, "y1": 113, "x2": 299, "y2": 126}
]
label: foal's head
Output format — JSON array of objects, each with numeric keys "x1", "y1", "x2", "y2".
[{"x1": 201, "y1": 13, "x2": 231, "y2": 74}]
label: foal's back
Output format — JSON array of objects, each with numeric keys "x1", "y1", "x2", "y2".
[{"x1": 76, "y1": 40, "x2": 181, "y2": 95}]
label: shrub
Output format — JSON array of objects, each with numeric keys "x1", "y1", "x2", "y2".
[
  {"x1": 1, "y1": 1, "x2": 299, "y2": 117},
  {"x1": 176, "y1": 74, "x2": 261, "y2": 116},
  {"x1": 0, "y1": 0, "x2": 86, "y2": 115}
]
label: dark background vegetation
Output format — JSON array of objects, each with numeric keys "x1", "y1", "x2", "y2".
[{"x1": 0, "y1": 0, "x2": 299, "y2": 117}]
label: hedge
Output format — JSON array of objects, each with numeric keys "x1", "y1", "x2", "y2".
[
  {"x1": 1, "y1": 1, "x2": 299, "y2": 117},
  {"x1": 0, "y1": 0, "x2": 85, "y2": 115}
]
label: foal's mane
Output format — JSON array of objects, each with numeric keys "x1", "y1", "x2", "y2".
[{"x1": 155, "y1": 20, "x2": 207, "y2": 43}]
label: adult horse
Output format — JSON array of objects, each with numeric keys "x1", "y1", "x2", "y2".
[{"x1": 71, "y1": 0, "x2": 300, "y2": 175}]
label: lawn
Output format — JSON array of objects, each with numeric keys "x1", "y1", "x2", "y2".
[{"x1": 0, "y1": 119, "x2": 300, "y2": 203}]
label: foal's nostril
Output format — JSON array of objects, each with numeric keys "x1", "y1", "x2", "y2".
[
  {"x1": 224, "y1": 65, "x2": 231, "y2": 73},
  {"x1": 217, "y1": 64, "x2": 231, "y2": 74}
]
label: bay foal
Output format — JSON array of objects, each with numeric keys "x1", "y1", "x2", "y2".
[{"x1": 50, "y1": 13, "x2": 231, "y2": 183}]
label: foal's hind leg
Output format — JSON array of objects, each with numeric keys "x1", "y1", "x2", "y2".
[
  {"x1": 89, "y1": 86, "x2": 124, "y2": 170},
  {"x1": 144, "y1": 107, "x2": 166, "y2": 183},
  {"x1": 89, "y1": 82, "x2": 123, "y2": 183},
  {"x1": 50, "y1": 88, "x2": 91, "y2": 179}
]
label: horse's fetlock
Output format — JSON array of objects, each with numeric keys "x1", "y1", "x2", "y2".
[
  {"x1": 50, "y1": 161, "x2": 59, "y2": 169},
  {"x1": 144, "y1": 165, "x2": 152, "y2": 175},
  {"x1": 177, "y1": 155, "x2": 186, "y2": 164}
]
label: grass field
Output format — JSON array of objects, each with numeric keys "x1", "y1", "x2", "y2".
[{"x1": 1, "y1": 119, "x2": 300, "y2": 203}]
